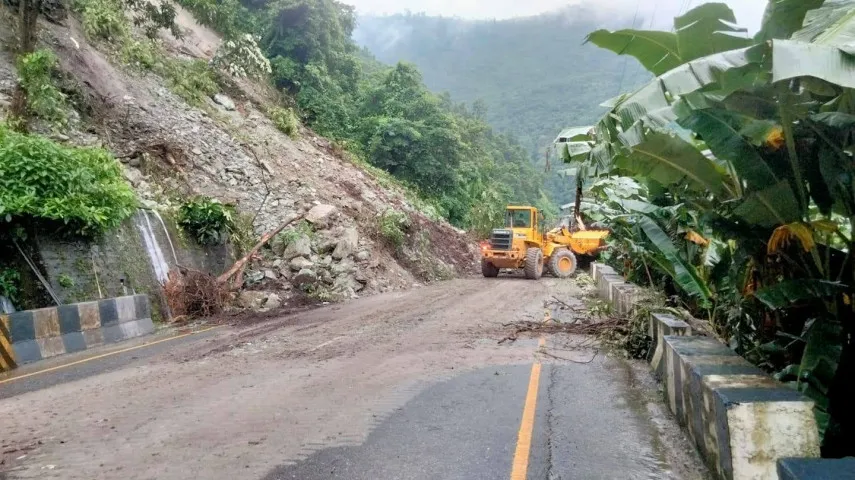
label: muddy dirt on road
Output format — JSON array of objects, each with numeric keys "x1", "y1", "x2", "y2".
[{"x1": 0, "y1": 276, "x2": 707, "y2": 480}]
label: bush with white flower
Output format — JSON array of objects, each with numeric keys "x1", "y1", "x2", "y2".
[{"x1": 212, "y1": 34, "x2": 272, "y2": 80}]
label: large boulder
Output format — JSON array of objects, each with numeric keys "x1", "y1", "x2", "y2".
[
  {"x1": 332, "y1": 227, "x2": 359, "y2": 260},
  {"x1": 237, "y1": 291, "x2": 268, "y2": 310},
  {"x1": 305, "y1": 204, "x2": 338, "y2": 229},
  {"x1": 262, "y1": 293, "x2": 282, "y2": 310},
  {"x1": 293, "y1": 269, "x2": 318, "y2": 287},
  {"x1": 331, "y1": 258, "x2": 356, "y2": 275},
  {"x1": 213, "y1": 93, "x2": 236, "y2": 111},
  {"x1": 283, "y1": 234, "x2": 312, "y2": 260},
  {"x1": 290, "y1": 256, "x2": 314, "y2": 271},
  {"x1": 334, "y1": 274, "x2": 363, "y2": 294}
]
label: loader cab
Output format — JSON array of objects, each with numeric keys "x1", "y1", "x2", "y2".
[{"x1": 505, "y1": 207, "x2": 543, "y2": 246}]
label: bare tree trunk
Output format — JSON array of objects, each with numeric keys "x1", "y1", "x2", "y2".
[
  {"x1": 217, "y1": 213, "x2": 307, "y2": 290},
  {"x1": 573, "y1": 175, "x2": 585, "y2": 231},
  {"x1": 10, "y1": 0, "x2": 43, "y2": 127}
]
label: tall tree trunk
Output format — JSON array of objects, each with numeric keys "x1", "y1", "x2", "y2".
[{"x1": 10, "y1": 0, "x2": 42, "y2": 127}]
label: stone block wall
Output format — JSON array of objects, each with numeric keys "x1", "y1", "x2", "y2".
[
  {"x1": 0, "y1": 294, "x2": 154, "y2": 372},
  {"x1": 590, "y1": 263, "x2": 822, "y2": 480}
]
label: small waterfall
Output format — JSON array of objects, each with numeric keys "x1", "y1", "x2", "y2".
[
  {"x1": 135, "y1": 210, "x2": 171, "y2": 284},
  {"x1": 151, "y1": 210, "x2": 179, "y2": 264}
]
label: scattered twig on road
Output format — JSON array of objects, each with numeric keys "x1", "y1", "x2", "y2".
[
  {"x1": 497, "y1": 318, "x2": 625, "y2": 345},
  {"x1": 549, "y1": 296, "x2": 575, "y2": 309},
  {"x1": 540, "y1": 349, "x2": 599, "y2": 364}
]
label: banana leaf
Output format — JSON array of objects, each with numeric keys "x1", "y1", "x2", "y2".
[
  {"x1": 678, "y1": 109, "x2": 781, "y2": 191},
  {"x1": 587, "y1": 3, "x2": 750, "y2": 77},
  {"x1": 638, "y1": 215, "x2": 712, "y2": 303},
  {"x1": 585, "y1": 30, "x2": 682, "y2": 77},
  {"x1": 772, "y1": 40, "x2": 855, "y2": 89},
  {"x1": 757, "y1": 0, "x2": 825, "y2": 41},
  {"x1": 617, "y1": 132, "x2": 733, "y2": 197},
  {"x1": 732, "y1": 180, "x2": 802, "y2": 227},
  {"x1": 793, "y1": 0, "x2": 855, "y2": 48},
  {"x1": 754, "y1": 279, "x2": 847, "y2": 309},
  {"x1": 674, "y1": 3, "x2": 752, "y2": 61}
]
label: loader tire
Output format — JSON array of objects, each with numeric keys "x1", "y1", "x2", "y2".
[
  {"x1": 481, "y1": 259, "x2": 500, "y2": 278},
  {"x1": 524, "y1": 248, "x2": 544, "y2": 280},
  {"x1": 549, "y1": 249, "x2": 577, "y2": 279}
]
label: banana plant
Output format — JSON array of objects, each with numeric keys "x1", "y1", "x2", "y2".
[{"x1": 573, "y1": 0, "x2": 855, "y2": 452}]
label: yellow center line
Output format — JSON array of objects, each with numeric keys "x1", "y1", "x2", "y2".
[
  {"x1": 0, "y1": 326, "x2": 220, "y2": 385},
  {"x1": 511, "y1": 337, "x2": 544, "y2": 480}
]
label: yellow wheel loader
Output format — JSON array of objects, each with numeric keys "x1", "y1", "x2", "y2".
[{"x1": 479, "y1": 206, "x2": 609, "y2": 279}]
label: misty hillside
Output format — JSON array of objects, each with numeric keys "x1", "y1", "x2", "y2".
[{"x1": 354, "y1": 10, "x2": 650, "y2": 158}]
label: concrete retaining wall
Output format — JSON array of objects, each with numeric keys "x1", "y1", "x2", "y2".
[
  {"x1": 0, "y1": 295, "x2": 154, "y2": 372},
  {"x1": 777, "y1": 458, "x2": 855, "y2": 479},
  {"x1": 590, "y1": 263, "x2": 821, "y2": 480}
]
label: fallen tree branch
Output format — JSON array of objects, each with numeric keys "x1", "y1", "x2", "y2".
[{"x1": 217, "y1": 213, "x2": 307, "y2": 289}]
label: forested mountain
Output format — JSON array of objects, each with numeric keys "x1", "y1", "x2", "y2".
[{"x1": 354, "y1": 9, "x2": 651, "y2": 205}]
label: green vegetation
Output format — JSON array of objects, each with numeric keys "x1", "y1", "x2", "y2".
[
  {"x1": 161, "y1": 59, "x2": 219, "y2": 106},
  {"x1": 177, "y1": 197, "x2": 236, "y2": 245},
  {"x1": 378, "y1": 210, "x2": 409, "y2": 249},
  {"x1": 354, "y1": 12, "x2": 648, "y2": 206},
  {"x1": 71, "y1": 0, "x2": 180, "y2": 41},
  {"x1": 57, "y1": 273, "x2": 75, "y2": 288},
  {"x1": 172, "y1": 0, "x2": 554, "y2": 230},
  {"x1": 0, "y1": 268, "x2": 21, "y2": 303},
  {"x1": 268, "y1": 106, "x2": 299, "y2": 137},
  {"x1": 16, "y1": 50, "x2": 68, "y2": 128},
  {"x1": 571, "y1": 2, "x2": 855, "y2": 456},
  {"x1": 0, "y1": 124, "x2": 136, "y2": 235},
  {"x1": 73, "y1": 0, "x2": 128, "y2": 40}
]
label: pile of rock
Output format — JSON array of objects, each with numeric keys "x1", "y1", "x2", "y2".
[{"x1": 240, "y1": 204, "x2": 378, "y2": 311}]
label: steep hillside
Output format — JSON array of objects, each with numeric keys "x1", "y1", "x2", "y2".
[
  {"x1": 0, "y1": 7, "x2": 477, "y2": 313},
  {"x1": 354, "y1": 10, "x2": 651, "y2": 159}
]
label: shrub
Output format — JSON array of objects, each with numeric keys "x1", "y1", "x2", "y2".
[
  {"x1": 16, "y1": 50, "x2": 68, "y2": 127},
  {"x1": 73, "y1": 0, "x2": 180, "y2": 41},
  {"x1": 58, "y1": 274, "x2": 75, "y2": 288},
  {"x1": 268, "y1": 106, "x2": 299, "y2": 137},
  {"x1": 0, "y1": 268, "x2": 21, "y2": 303},
  {"x1": 73, "y1": 0, "x2": 129, "y2": 40},
  {"x1": 120, "y1": 40, "x2": 158, "y2": 70},
  {"x1": 162, "y1": 60, "x2": 219, "y2": 106},
  {"x1": 177, "y1": 197, "x2": 235, "y2": 245},
  {"x1": 378, "y1": 210, "x2": 409, "y2": 249},
  {"x1": 212, "y1": 34, "x2": 271, "y2": 80},
  {"x1": 0, "y1": 124, "x2": 136, "y2": 235}
]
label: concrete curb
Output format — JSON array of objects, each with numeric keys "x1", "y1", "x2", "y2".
[
  {"x1": 590, "y1": 263, "x2": 821, "y2": 480},
  {"x1": 777, "y1": 458, "x2": 855, "y2": 479},
  {"x1": 0, "y1": 295, "x2": 154, "y2": 372}
]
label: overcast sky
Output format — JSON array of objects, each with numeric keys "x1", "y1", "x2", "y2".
[{"x1": 344, "y1": 0, "x2": 769, "y2": 32}]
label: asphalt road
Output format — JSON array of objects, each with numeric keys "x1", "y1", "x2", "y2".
[
  {"x1": 264, "y1": 359, "x2": 676, "y2": 480},
  {"x1": 0, "y1": 278, "x2": 706, "y2": 480},
  {"x1": 0, "y1": 327, "x2": 220, "y2": 400}
]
